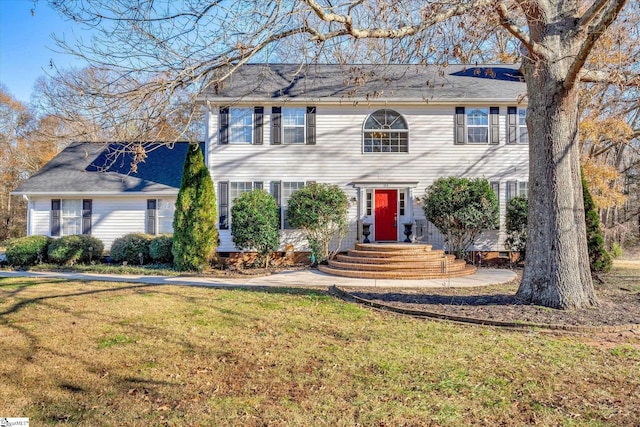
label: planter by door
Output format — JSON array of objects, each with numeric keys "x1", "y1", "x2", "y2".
[{"x1": 375, "y1": 189, "x2": 397, "y2": 241}]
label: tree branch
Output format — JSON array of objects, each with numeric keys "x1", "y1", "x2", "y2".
[
  {"x1": 578, "y1": 69, "x2": 640, "y2": 86},
  {"x1": 566, "y1": 0, "x2": 629, "y2": 90},
  {"x1": 495, "y1": 2, "x2": 550, "y2": 60},
  {"x1": 304, "y1": 0, "x2": 494, "y2": 39}
]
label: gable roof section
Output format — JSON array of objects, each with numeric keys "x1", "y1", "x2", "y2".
[
  {"x1": 201, "y1": 63, "x2": 526, "y2": 103},
  {"x1": 12, "y1": 142, "x2": 202, "y2": 196}
]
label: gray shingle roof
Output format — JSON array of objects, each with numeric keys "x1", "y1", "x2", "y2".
[
  {"x1": 202, "y1": 63, "x2": 526, "y2": 103},
  {"x1": 12, "y1": 142, "x2": 203, "y2": 196}
]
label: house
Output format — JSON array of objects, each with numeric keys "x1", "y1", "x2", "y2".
[
  {"x1": 202, "y1": 63, "x2": 528, "y2": 254},
  {"x1": 11, "y1": 142, "x2": 202, "y2": 250},
  {"x1": 14, "y1": 63, "x2": 528, "y2": 255}
]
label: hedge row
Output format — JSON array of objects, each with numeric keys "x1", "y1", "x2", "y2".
[{"x1": 5, "y1": 234, "x2": 173, "y2": 267}]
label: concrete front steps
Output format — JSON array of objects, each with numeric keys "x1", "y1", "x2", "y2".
[{"x1": 318, "y1": 243, "x2": 477, "y2": 279}]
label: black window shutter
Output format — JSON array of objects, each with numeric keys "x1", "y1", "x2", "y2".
[
  {"x1": 253, "y1": 181, "x2": 263, "y2": 190},
  {"x1": 219, "y1": 181, "x2": 229, "y2": 230},
  {"x1": 490, "y1": 107, "x2": 500, "y2": 144},
  {"x1": 455, "y1": 107, "x2": 465, "y2": 145},
  {"x1": 507, "y1": 106, "x2": 517, "y2": 144},
  {"x1": 306, "y1": 106, "x2": 316, "y2": 145},
  {"x1": 51, "y1": 199, "x2": 61, "y2": 236},
  {"x1": 271, "y1": 107, "x2": 282, "y2": 145},
  {"x1": 254, "y1": 107, "x2": 263, "y2": 145},
  {"x1": 270, "y1": 181, "x2": 282, "y2": 229},
  {"x1": 219, "y1": 106, "x2": 229, "y2": 145},
  {"x1": 82, "y1": 199, "x2": 92, "y2": 235},
  {"x1": 146, "y1": 199, "x2": 157, "y2": 235}
]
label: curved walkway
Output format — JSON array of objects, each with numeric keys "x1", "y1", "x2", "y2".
[{"x1": 0, "y1": 268, "x2": 516, "y2": 289}]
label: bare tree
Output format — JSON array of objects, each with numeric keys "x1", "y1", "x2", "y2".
[
  {"x1": 42, "y1": 0, "x2": 640, "y2": 308},
  {"x1": 0, "y1": 87, "x2": 60, "y2": 240}
]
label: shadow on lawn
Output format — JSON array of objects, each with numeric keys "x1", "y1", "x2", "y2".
[
  {"x1": 347, "y1": 291, "x2": 521, "y2": 307},
  {"x1": 0, "y1": 278, "x2": 329, "y2": 318}
]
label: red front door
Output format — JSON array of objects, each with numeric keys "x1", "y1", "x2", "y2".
[{"x1": 375, "y1": 189, "x2": 397, "y2": 241}]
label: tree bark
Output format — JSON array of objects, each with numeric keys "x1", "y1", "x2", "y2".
[{"x1": 517, "y1": 57, "x2": 598, "y2": 309}]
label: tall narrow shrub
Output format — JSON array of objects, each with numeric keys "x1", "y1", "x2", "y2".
[
  {"x1": 505, "y1": 195, "x2": 528, "y2": 262},
  {"x1": 582, "y1": 169, "x2": 612, "y2": 274},
  {"x1": 172, "y1": 144, "x2": 217, "y2": 271}
]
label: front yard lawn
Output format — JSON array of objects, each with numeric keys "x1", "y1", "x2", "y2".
[{"x1": 1, "y1": 277, "x2": 638, "y2": 426}]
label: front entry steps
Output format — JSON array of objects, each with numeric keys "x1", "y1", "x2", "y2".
[{"x1": 318, "y1": 243, "x2": 477, "y2": 279}]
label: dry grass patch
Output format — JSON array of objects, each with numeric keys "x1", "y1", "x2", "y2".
[{"x1": 0, "y1": 277, "x2": 638, "y2": 426}]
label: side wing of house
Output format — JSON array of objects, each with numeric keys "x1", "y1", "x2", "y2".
[
  {"x1": 26, "y1": 196, "x2": 177, "y2": 251},
  {"x1": 206, "y1": 103, "x2": 529, "y2": 253}
]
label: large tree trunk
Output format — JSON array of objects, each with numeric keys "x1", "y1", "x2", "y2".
[{"x1": 517, "y1": 57, "x2": 598, "y2": 309}]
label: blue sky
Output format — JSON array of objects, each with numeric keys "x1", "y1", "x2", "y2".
[{"x1": 0, "y1": 0, "x2": 88, "y2": 103}]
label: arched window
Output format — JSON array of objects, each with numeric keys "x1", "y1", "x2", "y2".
[{"x1": 363, "y1": 109, "x2": 409, "y2": 153}]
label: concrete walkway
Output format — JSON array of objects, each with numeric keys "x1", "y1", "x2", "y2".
[{"x1": 0, "y1": 268, "x2": 516, "y2": 289}]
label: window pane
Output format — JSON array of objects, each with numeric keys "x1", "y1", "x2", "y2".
[
  {"x1": 283, "y1": 127, "x2": 305, "y2": 144},
  {"x1": 365, "y1": 109, "x2": 407, "y2": 130},
  {"x1": 518, "y1": 108, "x2": 527, "y2": 125},
  {"x1": 467, "y1": 127, "x2": 488, "y2": 143},
  {"x1": 230, "y1": 182, "x2": 253, "y2": 201},
  {"x1": 158, "y1": 217, "x2": 174, "y2": 234},
  {"x1": 283, "y1": 108, "x2": 305, "y2": 126},
  {"x1": 519, "y1": 128, "x2": 529, "y2": 144},
  {"x1": 364, "y1": 131, "x2": 408, "y2": 153},
  {"x1": 467, "y1": 108, "x2": 488, "y2": 126}
]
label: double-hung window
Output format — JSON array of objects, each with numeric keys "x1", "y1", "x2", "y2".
[
  {"x1": 229, "y1": 108, "x2": 253, "y2": 144},
  {"x1": 271, "y1": 106, "x2": 316, "y2": 145},
  {"x1": 217, "y1": 181, "x2": 264, "y2": 230},
  {"x1": 51, "y1": 199, "x2": 92, "y2": 236},
  {"x1": 455, "y1": 106, "x2": 499, "y2": 144},
  {"x1": 146, "y1": 199, "x2": 176, "y2": 235},
  {"x1": 282, "y1": 108, "x2": 306, "y2": 144},
  {"x1": 508, "y1": 107, "x2": 528, "y2": 144},
  {"x1": 466, "y1": 108, "x2": 489, "y2": 143},
  {"x1": 61, "y1": 199, "x2": 82, "y2": 235},
  {"x1": 219, "y1": 106, "x2": 263, "y2": 145},
  {"x1": 282, "y1": 182, "x2": 304, "y2": 229},
  {"x1": 506, "y1": 181, "x2": 529, "y2": 202}
]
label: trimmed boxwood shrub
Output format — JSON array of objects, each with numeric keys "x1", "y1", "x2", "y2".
[
  {"x1": 6, "y1": 235, "x2": 52, "y2": 266},
  {"x1": 47, "y1": 235, "x2": 104, "y2": 265},
  {"x1": 149, "y1": 235, "x2": 173, "y2": 264},
  {"x1": 110, "y1": 233, "x2": 152, "y2": 265}
]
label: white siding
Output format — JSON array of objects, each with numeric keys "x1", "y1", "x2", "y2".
[
  {"x1": 27, "y1": 196, "x2": 176, "y2": 252},
  {"x1": 91, "y1": 198, "x2": 147, "y2": 250},
  {"x1": 208, "y1": 104, "x2": 528, "y2": 252}
]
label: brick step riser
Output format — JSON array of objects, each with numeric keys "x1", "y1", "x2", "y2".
[
  {"x1": 339, "y1": 254, "x2": 455, "y2": 263},
  {"x1": 355, "y1": 243, "x2": 434, "y2": 253},
  {"x1": 328, "y1": 261, "x2": 468, "y2": 272},
  {"x1": 318, "y1": 265, "x2": 477, "y2": 279},
  {"x1": 347, "y1": 250, "x2": 448, "y2": 259}
]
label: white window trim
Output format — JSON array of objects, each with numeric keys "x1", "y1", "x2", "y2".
[
  {"x1": 229, "y1": 107, "x2": 254, "y2": 144},
  {"x1": 466, "y1": 107, "x2": 489, "y2": 144},
  {"x1": 61, "y1": 199, "x2": 82, "y2": 236},
  {"x1": 282, "y1": 107, "x2": 306, "y2": 145},
  {"x1": 517, "y1": 107, "x2": 528, "y2": 144},
  {"x1": 156, "y1": 198, "x2": 175, "y2": 235},
  {"x1": 362, "y1": 109, "x2": 409, "y2": 153}
]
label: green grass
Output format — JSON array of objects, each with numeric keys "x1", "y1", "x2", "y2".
[{"x1": 0, "y1": 274, "x2": 638, "y2": 426}]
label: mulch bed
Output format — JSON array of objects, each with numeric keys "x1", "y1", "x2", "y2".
[{"x1": 340, "y1": 270, "x2": 640, "y2": 328}]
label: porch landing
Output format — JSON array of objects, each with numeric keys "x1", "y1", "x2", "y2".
[{"x1": 319, "y1": 243, "x2": 477, "y2": 279}]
